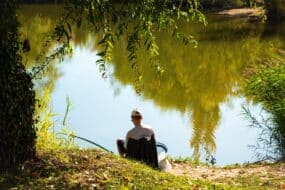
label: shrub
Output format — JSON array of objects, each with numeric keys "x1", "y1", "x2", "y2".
[{"x1": 244, "y1": 64, "x2": 285, "y2": 161}]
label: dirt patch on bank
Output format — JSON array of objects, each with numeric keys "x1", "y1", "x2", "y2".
[{"x1": 171, "y1": 162, "x2": 285, "y2": 188}]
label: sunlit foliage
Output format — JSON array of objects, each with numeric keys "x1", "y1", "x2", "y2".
[
  {"x1": 35, "y1": 88, "x2": 77, "y2": 152},
  {"x1": 245, "y1": 64, "x2": 285, "y2": 161},
  {"x1": 45, "y1": 0, "x2": 206, "y2": 80}
]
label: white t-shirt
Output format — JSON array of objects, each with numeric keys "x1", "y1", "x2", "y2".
[{"x1": 125, "y1": 124, "x2": 154, "y2": 145}]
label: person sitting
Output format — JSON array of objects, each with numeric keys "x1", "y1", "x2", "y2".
[{"x1": 117, "y1": 109, "x2": 158, "y2": 168}]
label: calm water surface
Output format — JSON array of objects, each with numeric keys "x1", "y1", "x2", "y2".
[
  {"x1": 51, "y1": 48, "x2": 262, "y2": 165},
  {"x1": 18, "y1": 5, "x2": 285, "y2": 165}
]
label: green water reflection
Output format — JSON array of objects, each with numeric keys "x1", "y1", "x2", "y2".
[
  {"x1": 18, "y1": 5, "x2": 284, "y2": 159},
  {"x1": 109, "y1": 16, "x2": 284, "y2": 158}
]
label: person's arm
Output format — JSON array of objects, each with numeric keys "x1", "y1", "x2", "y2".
[
  {"x1": 125, "y1": 131, "x2": 130, "y2": 148},
  {"x1": 116, "y1": 131, "x2": 131, "y2": 157},
  {"x1": 148, "y1": 127, "x2": 155, "y2": 140},
  {"x1": 116, "y1": 139, "x2": 126, "y2": 157}
]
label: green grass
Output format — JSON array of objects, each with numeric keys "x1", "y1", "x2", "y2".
[
  {"x1": 1, "y1": 149, "x2": 284, "y2": 189},
  {"x1": 170, "y1": 156, "x2": 211, "y2": 167},
  {"x1": 0, "y1": 149, "x2": 231, "y2": 190}
]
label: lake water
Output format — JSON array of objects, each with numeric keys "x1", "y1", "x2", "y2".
[{"x1": 18, "y1": 5, "x2": 285, "y2": 166}]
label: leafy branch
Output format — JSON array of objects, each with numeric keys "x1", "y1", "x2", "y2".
[{"x1": 30, "y1": 0, "x2": 206, "y2": 93}]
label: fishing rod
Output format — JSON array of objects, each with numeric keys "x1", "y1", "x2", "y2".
[
  {"x1": 58, "y1": 133, "x2": 168, "y2": 154},
  {"x1": 58, "y1": 132, "x2": 113, "y2": 153}
]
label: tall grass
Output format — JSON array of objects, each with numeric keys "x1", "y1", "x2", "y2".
[{"x1": 35, "y1": 87, "x2": 77, "y2": 153}]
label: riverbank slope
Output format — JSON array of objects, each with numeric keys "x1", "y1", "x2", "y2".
[{"x1": 1, "y1": 149, "x2": 284, "y2": 189}]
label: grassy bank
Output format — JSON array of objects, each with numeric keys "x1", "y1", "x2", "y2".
[
  {"x1": 0, "y1": 149, "x2": 230, "y2": 190},
  {"x1": 1, "y1": 149, "x2": 284, "y2": 189}
]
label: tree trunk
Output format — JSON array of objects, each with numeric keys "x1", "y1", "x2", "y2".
[
  {"x1": 0, "y1": 0, "x2": 36, "y2": 169},
  {"x1": 265, "y1": 0, "x2": 285, "y2": 23}
]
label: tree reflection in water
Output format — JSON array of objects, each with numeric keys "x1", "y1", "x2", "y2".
[{"x1": 18, "y1": 5, "x2": 284, "y2": 160}]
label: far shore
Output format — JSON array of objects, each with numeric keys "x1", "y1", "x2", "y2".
[{"x1": 216, "y1": 7, "x2": 265, "y2": 18}]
